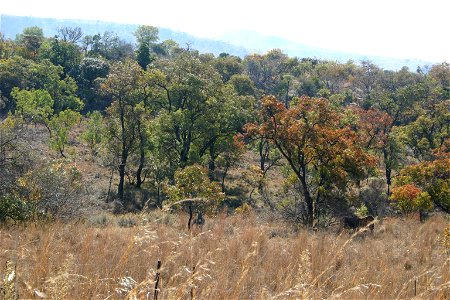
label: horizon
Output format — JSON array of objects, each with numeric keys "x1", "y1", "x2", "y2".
[{"x1": 2, "y1": 0, "x2": 449, "y2": 63}]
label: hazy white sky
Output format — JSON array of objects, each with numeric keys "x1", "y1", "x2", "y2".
[{"x1": 2, "y1": 0, "x2": 449, "y2": 62}]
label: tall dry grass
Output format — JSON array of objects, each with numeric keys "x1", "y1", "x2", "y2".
[{"x1": 0, "y1": 212, "x2": 448, "y2": 299}]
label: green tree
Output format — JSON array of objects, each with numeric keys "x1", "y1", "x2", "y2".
[
  {"x1": 0, "y1": 57, "x2": 83, "y2": 113},
  {"x1": 16, "y1": 26, "x2": 44, "y2": 59},
  {"x1": 136, "y1": 42, "x2": 152, "y2": 70},
  {"x1": 101, "y1": 61, "x2": 160, "y2": 199},
  {"x1": 48, "y1": 109, "x2": 81, "y2": 157},
  {"x1": 134, "y1": 25, "x2": 159, "y2": 47},
  {"x1": 12, "y1": 87, "x2": 81, "y2": 157},
  {"x1": 11, "y1": 88, "x2": 54, "y2": 132},
  {"x1": 39, "y1": 36, "x2": 82, "y2": 76},
  {"x1": 81, "y1": 111, "x2": 104, "y2": 155},
  {"x1": 165, "y1": 165, "x2": 224, "y2": 230},
  {"x1": 153, "y1": 50, "x2": 224, "y2": 169}
]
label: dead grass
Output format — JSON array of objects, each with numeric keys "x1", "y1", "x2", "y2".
[{"x1": 0, "y1": 213, "x2": 448, "y2": 299}]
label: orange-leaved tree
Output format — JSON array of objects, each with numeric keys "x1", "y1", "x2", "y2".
[
  {"x1": 393, "y1": 147, "x2": 449, "y2": 213},
  {"x1": 389, "y1": 184, "x2": 432, "y2": 216},
  {"x1": 245, "y1": 95, "x2": 376, "y2": 226}
]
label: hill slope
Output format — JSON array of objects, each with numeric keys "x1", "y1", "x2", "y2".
[{"x1": 0, "y1": 14, "x2": 435, "y2": 70}]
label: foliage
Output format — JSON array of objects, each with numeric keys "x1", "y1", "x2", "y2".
[
  {"x1": 48, "y1": 109, "x2": 81, "y2": 157},
  {"x1": 11, "y1": 88, "x2": 54, "y2": 126},
  {"x1": 15, "y1": 26, "x2": 44, "y2": 59},
  {"x1": 2, "y1": 22, "x2": 450, "y2": 227},
  {"x1": 81, "y1": 111, "x2": 104, "y2": 155},
  {"x1": 134, "y1": 25, "x2": 159, "y2": 47},
  {"x1": 245, "y1": 95, "x2": 376, "y2": 225},
  {"x1": 389, "y1": 184, "x2": 432, "y2": 216},
  {"x1": 15, "y1": 160, "x2": 84, "y2": 220},
  {"x1": 39, "y1": 36, "x2": 82, "y2": 76},
  {"x1": 165, "y1": 165, "x2": 224, "y2": 228},
  {"x1": 394, "y1": 158, "x2": 450, "y2": 212}
]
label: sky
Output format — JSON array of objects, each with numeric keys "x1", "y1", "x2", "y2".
[{"x1": 2, "y1": 0, "x2": 449, "y2": 62}]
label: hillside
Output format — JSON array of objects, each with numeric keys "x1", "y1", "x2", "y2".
[
  {"x1": 0, "y1": 14, "x2": 433, "y2": 70},
  {"x1": 0, "y1": 14, "x2": 249, "y2": 57}
]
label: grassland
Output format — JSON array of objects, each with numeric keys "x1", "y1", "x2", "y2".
[{"x1": 1, "y1": 212, "x2": 448, "y2": 299}]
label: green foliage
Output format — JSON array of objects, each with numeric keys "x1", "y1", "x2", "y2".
[
  {"x1": 15, "y1": 26, "x2": 44, "y2": 59},
  {"x1": 134, "y1": 25, "x2": 159, "y2": 46},
  {"x1": 166, "y1": 165, "x2": 225, "y2": 215},
  {"x1": 0, "y1": 194, "x2": 34, "y2": 222},
  {"x1": 136, "y1": 42, "x2": 152, "y2": 70},
  {"x1": 0, "y1": 57, "x2": 83, "y2": 113},
  {"x1": 39, "y1": 37, "x2": 82, "y2": 76},
  {"x1": 48, "y1": 109, "x2": 81, "y2": 157},
  {"x1": 82, "y1": 111, "x2": 104, "y2": 155},
  {"x1": 12, "y1": 88, "x2": 54, "y2": 124}
]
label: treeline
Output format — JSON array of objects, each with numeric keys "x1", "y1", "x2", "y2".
[{"x1": 0, "y1": 25, "x2": 448, "y2": 226}]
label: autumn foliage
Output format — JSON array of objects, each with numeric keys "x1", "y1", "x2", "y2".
[
  {"x1": 245, "y1": 95, "x2": 376, "y2": 225},
  {"x1": 389, "y1": 184, "x2": 432, "y2": 216}
]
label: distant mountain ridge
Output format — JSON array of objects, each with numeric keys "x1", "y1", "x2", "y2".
[
  {"x1": 0, "y1": 15, "x2": 434, "y2": 70},
  {"x1": 0, "y1": 15, "x2": 249, "y2": 57}
]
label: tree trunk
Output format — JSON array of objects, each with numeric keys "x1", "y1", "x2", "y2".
[
  {"x1": 188, "y1": 203, "x2": 193, "y2": 230},
  {"x1": 118, "y1": 161, "x2": 126, "y2": 200},
  {"x1": 208, "y1": 143, "x2": 216, "y2": 180},
  {"x1": 136, "y1": 125, "x2": 145, "y2": 188},
  {"x1": 180, "y1": 132, "x2": 192, "y2": 168},
  {"x1": 300, "y1": 175, "x2": 314, "y2": 227},
  {"x1": 383, "y1": 148, "x2": 392, "y2": 196},
  {"x1": 259, "y1": 138, "x2": 268, "y2": 171}
]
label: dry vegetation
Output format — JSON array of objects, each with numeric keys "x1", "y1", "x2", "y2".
[{"x1": 1, "y1": 212, "x2": 449, "y2": 299}]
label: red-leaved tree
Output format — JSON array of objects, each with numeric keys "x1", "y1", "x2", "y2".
[{"x1": 245, "y1": 95, "x2": 376, "y2": 226}]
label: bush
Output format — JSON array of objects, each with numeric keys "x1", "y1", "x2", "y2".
[
  {"x1": 0, "y1": 194, "x2": 34, "y2": 223},
  {"x1": 390, "y1": 184, "x2": 432, "y2": 216}
]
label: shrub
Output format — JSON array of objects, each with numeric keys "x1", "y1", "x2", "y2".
[{"x1": 390, "y1": 184, "x2": 432, "y2": 216}]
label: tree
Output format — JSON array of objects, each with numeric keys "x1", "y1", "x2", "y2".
[
  {"x1": 16, "y1": 26, "x2": 44, "y2": 59},
  {"x1": 48, "y1": 109, "x2": 81, "y2": 157},
  {"x1": 77, "y1": 57, "x2": 110, "y2": 110},
  {"x1": 394, "y1": 156, "x2": 450, "y2": 213},
  {"x1": 101, "y1": 61, "x2": 141, "y2": 200},
  {"x1": 136, "y1": 42, "x2": 152, "y2": 70},
  {"x1": 134, "y1": 25, "x2": 159, "y2": 70},
  {"x1": 57, "y1": 27, "x2": 83, "y2": 43},
  {"x1": 245, "y1": 95, "x2": 375, "y2": 226},
  {"x1": 214, "y1": 54, "x2": 243, "y2": 82},
  {"x1": 83, "y1": 31, "x2": 134, "y2": 61},
  {"x1": 81, "y1": 111, "x2": 104, "y2": 155},
  {"x1": 101, "y1": 61, "x2": 160, "y2": 199},
  {"x1": 165, "y1": 165, "x2": 224, "y2": 230},
  {"x1": 153, "y1": 50, "x2": 223, "y2": 169},
  {"x1": 389, "y1": 184, "x2": 432, "y2": 217},
  {"x1": 39, "y1": 36, "x2": 82, "y2": 76},
  {"x1": 12, "y1": 88, "x2": 81, "y2": 157},
  {"x1": 0, "y1": 57, "x2": 83, "y2": 113},
  {"x1": 134, "y1": 25, "x2": 159, "y2": 47},
  {"x1": 353, "y1": 107, "x2": 400, "y2": 194},
  {"x1": 11, "y1": 88, "x2": 54, "y2": 132}
]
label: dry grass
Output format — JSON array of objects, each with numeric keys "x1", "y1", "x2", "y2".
[{"x1": 0, "y1": 213, "x2": 448, "y2": 299}]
